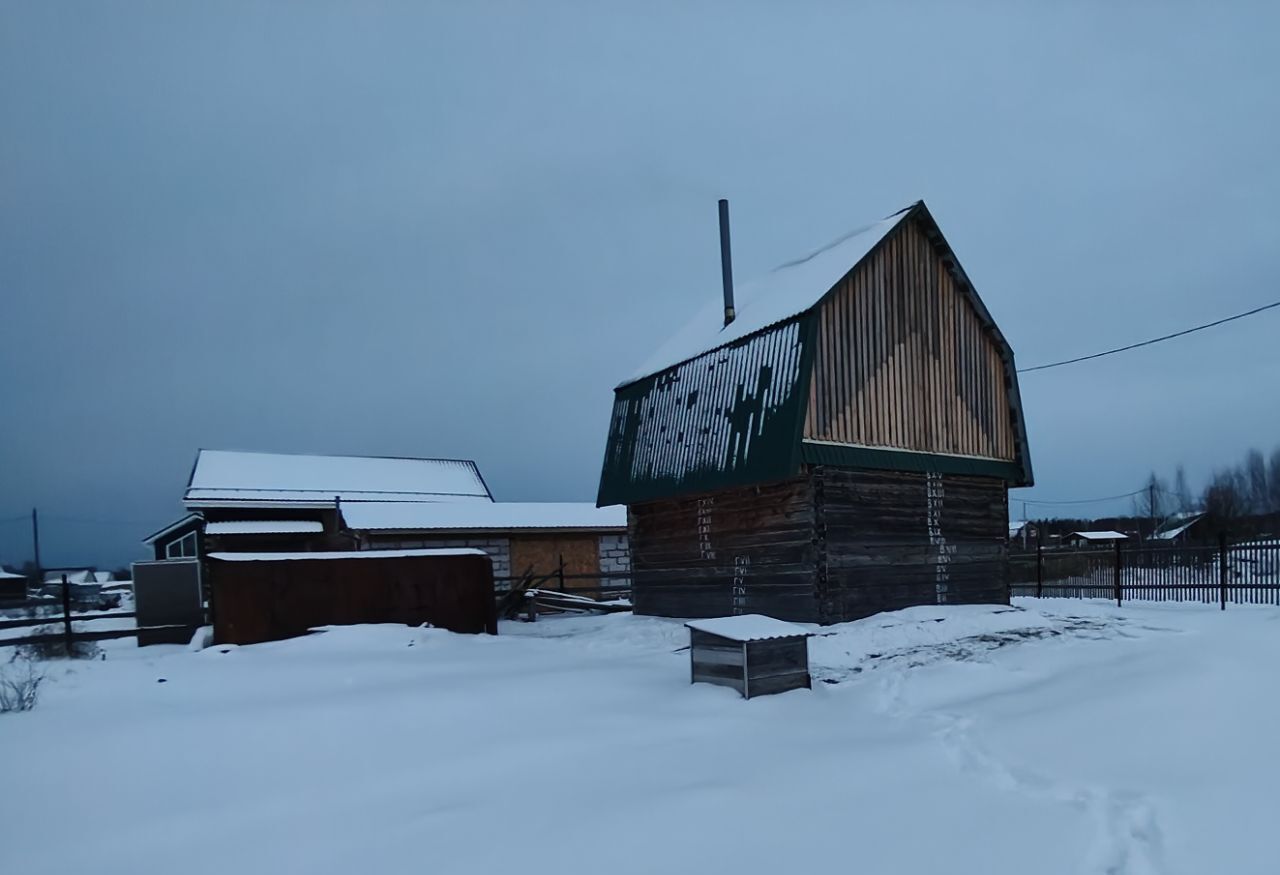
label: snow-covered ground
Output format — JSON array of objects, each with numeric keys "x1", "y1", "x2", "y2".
[{"x1": 2, "y1": 599, "x2": 1276, "y2": 875}]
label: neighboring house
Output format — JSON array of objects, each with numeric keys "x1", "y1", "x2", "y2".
[
  {"x1": 1008, "y1": 520, "x2": 1038, "y2": 544},
  {"x1": 1152, "y1": 512, "x2": 1207, "y2": 544},
  {"x1": 93, "y1": 570, "x2": 115, "y2": 583},
  {"x1": 597, "y1": 200, "x2": 1033, "y2": 624},
  {"x1": 0, "y1": 568, "x2": 27, "y2": 601},
  {"x1": 343, "y1": 501, "x2": 628, "y2": 587},
  {"x1": 38, "y1": 570, "x2": 104, "y2": 603},
  {"x1": 142, "y1": 449, "x2": 630, "y2": 591},
  {"x1": 43, "y1": 570, "x2": 97, "y2": 584},
  {"x1": 145, "y1": 449, "x2": 494, "y2": 560},
  {"x1": 1062, "y1": 531, "x2": 1129, "y2": 548}
]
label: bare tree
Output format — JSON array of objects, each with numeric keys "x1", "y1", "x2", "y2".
[
  {"x1": 1245, "y1": 449, "x2": 1268, "y2": 514},
  {"x1": 1203, "y1": 468, "x2": 1247, "y2": 529},
  {"x1": 1270, "y1": 446, "x2": 1280, "y2": 514},
  {"x1": 1138, "y1": 472, "x2": 1168, "y2": 521},
  {"x1": 1173, "y1": 465, "x2": 1193, "y2": 513}
]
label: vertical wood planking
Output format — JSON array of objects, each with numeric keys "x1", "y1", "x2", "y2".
[{"x1": 801, "y1": 216, "x2": 1017, "y2": 462}]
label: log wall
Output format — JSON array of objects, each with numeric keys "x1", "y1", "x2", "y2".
[
  {"x1": 628, "y1": 476, "x2": 820, "y2": 622},
  {"x1": 814, "y1": 466, "x2": 1009, "y2": 623},
  {"x1": 629, "y1": 466, "x2": 1009, "y2": 625}
]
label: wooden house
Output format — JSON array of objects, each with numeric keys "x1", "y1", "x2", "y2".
[
  {"x1": 1062, "y1": 530, "x2": 1128, "y2": 548},
  {"x1": 144, "y1": 449, "x2": 494, "y2": 560},
  {"x1": 340, "y1": 501, "x2": 628, "y2": 589},
  {"x1": 0, "y1": 568, "x2": 27, "y2": 602},
  {"x1": 142, "y1": 450, "x2": 630, "y2": 591},
  {"x1": 597, "y1": 200, "x2": 1033, "y2": 624}
]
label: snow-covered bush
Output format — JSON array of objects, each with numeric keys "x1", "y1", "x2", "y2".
[{"x1": 0, "y1": 655, "x2": 44, "y2": 713}]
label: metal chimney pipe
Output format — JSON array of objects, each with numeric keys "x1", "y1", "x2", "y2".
[{"x1": 718, "y1": 198, "x2": 735, "y2": 327}]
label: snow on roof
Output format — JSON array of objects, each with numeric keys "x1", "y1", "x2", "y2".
[
  {"x1": 43, "y1": 570, "x2": 97, "y2": 584},
  {"x1": 1067, "y1": 531, "x2": 1128, "y2": 541},
  {"x1": 1152, "y1": 513, "x2": 1205, "y2": 541},
  {"x1": 0, "y1": 569, "x2": 26, "y2": 580},
  {"x1": 141, "y1": 513, "x2": 203, "y2": 544},
  {"x1": 341, "y1": 501, "x2": 627, "y2": 532},
  {"x1": 92, "y1": 571, "x2": 114, "y2": 583},
  {"x1": 185, "y1": 450, "x2": 493, "y2": 507},
  {"x1": 685, "y1": 614, "x2": 813, "y2": 642},
  {"x1": 621, "y1": 205, "x2": 913, "y2": 387},
  {"x1": 205, "y1": 520, "x2": 326, "y2": 535},
  {"x1": 207, "y1": 548, "x2": 487, "y2": 562}
]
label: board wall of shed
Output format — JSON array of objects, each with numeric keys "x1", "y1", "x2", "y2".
[
  {"x1": 805, "y1": 216, "x2": 1017, "y2": 463},
  {"x1": 813, "y1": 466, "x2": 1009, "y2": 624},
  {"x1": 627, "y1": 475, "x2": 819, "y2": 622}
]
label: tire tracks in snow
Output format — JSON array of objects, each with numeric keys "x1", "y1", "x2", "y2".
[{"x1": 875, "y1": 665, "x2": 1167, "y2": 875}]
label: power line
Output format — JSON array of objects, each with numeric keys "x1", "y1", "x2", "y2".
[
  {"x1": 1018, "y1": 299, "x2": 1280, "y2": 374},
  {"x1": 1019, "y1": 488, "x2": 1147, "y2": 506}
]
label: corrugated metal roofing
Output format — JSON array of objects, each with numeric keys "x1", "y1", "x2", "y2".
[
  {"x1": 185, "y1": 450, "x2": 493, "y2": 507},
  {"x1": 685, "y1": 614, "x2": 813, "y2": 642},
  {"x1": 598, "y1": 315, "x2": 814, "y2": 506},
  {"x1": 341, "y1": 502, "x2": 626, "y2": 532},
  {"x1": 205, "y1": 520, "x2": 326, "y2": 535}
]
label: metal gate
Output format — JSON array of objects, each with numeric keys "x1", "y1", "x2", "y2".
[{"x1": 132, "y1": 559, "x2": 205, "y2": 645}]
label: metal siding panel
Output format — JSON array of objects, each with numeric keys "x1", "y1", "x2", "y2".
[{"x1": 598, "y1": 316, "x2": 813, "y2": 506}]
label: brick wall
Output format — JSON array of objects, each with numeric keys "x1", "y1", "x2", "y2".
[
  {"x1": 365, "y1": 536, "x2": 512, "y2": 587},
  {"x1": 597, "y1": 533, "x2": 631, "y2": 585}
]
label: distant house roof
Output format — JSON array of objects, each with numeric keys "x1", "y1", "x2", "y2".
[
  {"x1": 184, "y1": 450, "x2": 493, "y2": 508},
  {"x1": 0, "y1": 569, "x2": 26, "y2": 580},
  {"x1": 1066, "y1": 531, "x2": 1128, "y2": 541},
  {"x1": 341, "y1": 501, "x2": 626, "y2": 533},
  {"x1": 1008, "y1": 520, "x2": 1032, "y2": 538},
  {"x1": 142, "y1": 513, "x2": 204, "y2": 545},
  {"x1": 685, "y1": 614, "x2": 813, "y2": 642},
  {"x1": 92, "y1": 571, "x2": 114, "y2": 583},
  {"x1": 623, "y1": 207, "x2": 913, "y2": 388},
  {"x1": 43, "y1": 570, "x2": 97, "y2": 584},
  {"x1": 205, "y1": 520, "x2": 326, "y2": 535},
  {"x1": 1152, "y1": 512, "x2": 1206, "y2": 541}
]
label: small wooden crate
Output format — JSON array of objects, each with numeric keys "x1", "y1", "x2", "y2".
[{"x1": 685, "y1": 615, "x2": 812, "y2": 699}]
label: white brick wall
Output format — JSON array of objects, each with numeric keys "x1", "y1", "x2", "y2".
[
  {"x1": 598, "y1": 533, "x2": 631, "y2": 585},
  {"x1": 366, "y1": 536, "x2": 512, "y2": 586}
]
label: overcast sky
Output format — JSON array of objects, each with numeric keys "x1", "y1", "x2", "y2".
[{"x1": 2, "y1": 1, "x2": 1278, "y2": 569}]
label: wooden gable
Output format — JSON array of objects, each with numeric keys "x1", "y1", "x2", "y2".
[{"x1": 803, "y1": 208, "x2": 1031, "y2": 485}]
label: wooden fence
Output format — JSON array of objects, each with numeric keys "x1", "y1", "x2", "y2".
[
  {"x1": 1010, "y1": 538, "x2": 1280, "y2": 608},
  {"x1": 0, "y1": 574, "x2": 190, "y2": 651}
]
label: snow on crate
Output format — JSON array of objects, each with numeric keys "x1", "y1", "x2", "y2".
[{"x1": 684, "y1": 614, "x2": 813, "y2": 642}]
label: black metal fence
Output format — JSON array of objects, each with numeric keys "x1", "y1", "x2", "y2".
[{"x1": 1010, "y1": 537, "x2": 1280, "y2": 607}]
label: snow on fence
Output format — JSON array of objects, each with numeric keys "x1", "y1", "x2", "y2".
[{"x1": 1010, "y1": 539, "x2": 1280, "y2": 607}]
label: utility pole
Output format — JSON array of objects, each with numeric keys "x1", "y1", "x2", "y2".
[{"x1": 31, "y1": 507, "x2": 42, "y2": 579}]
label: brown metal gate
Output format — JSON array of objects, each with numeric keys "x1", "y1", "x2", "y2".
[{"x1": 208, "y1": 551, "x2": 496, "y2": 645}]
